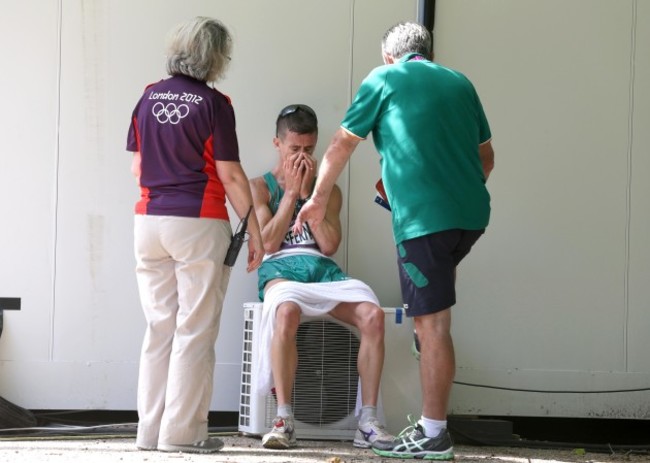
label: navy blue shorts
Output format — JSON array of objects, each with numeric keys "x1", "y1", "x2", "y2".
[{"x1": 397, "y1": 229, "x2": 484, "y2": 317}]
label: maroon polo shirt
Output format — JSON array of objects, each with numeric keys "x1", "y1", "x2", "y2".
[{"x1": 127, "y1": 75, "x2": 240, "y2": 219}]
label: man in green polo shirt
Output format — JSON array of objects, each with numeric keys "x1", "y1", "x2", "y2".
[{"x1": 295, "y1": 22, "x2": 495, "y2": 460}]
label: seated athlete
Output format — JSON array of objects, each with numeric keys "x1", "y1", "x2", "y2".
[{"x1": 249, "y1": 104, "x2": 394, "y2": 450}]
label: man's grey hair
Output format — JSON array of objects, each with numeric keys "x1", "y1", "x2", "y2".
[
  {"x1": 382, "y1": 22, "x2": 432, "y2": 60},
  {"x1": 165, "y1": 17, "x2": 232, "y2": 82}
]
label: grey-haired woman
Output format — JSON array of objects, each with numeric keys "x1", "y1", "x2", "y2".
[{"x1": 126, "y1": 16, "x2": 263, "y2": 454}]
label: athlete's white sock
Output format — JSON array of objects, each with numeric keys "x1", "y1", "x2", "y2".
[
  {"x1": 277, "y1": 404, "x2": 293, "y2": 418},
  {"x1": 419, "y1": 416, "x2": 447, "y2": 438},
  {"x1": 359, "y1": 405, "x2": 378, "y2": 427}
]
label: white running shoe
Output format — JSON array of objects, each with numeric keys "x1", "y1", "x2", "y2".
[
  {"x1": 262, "y1": 416, "x2": 297, "y2": 449},
  {"x1": 353, "y1": 418, "x2": 394, "y2": 449}
]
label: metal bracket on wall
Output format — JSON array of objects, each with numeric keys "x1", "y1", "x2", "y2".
[
  {"x1": 0, "y1": 298, "x2": 21, "y2": 311},
  {"x1": 0, "y1": 297, "x2": 21, "y2": 340}
]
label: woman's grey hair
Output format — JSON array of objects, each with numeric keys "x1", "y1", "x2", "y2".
[
  {"x1": 165, "y1": 17, "x2": 232, "y2": 82},
  {"x1": 382, "y1": 22, "x2": 432, "y2": 60}
]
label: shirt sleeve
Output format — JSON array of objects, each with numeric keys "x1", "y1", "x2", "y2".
[
  {"x1": 341, "y1": 67, "x2": 387, "y2": 139},
  {"x1": 471, "y1": 84, "x2": 492, "y2": 144},
  {"x1": 212, "y1": 96, "x2": 240, "y2": 162},
  {"x1": 126, "y1": 100, "x2": 141, "y2": 152}
]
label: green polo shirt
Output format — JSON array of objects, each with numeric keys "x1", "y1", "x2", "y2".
[{"x1": 341, "y1": 53, "x2": 492, "y2": 245}]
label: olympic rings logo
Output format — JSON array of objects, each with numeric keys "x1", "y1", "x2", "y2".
[{"x1": 152, "y1": 102, "x2": 190, "y2": 124}]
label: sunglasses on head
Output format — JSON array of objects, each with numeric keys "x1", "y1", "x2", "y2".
[{"x1": 278, "y1": 104, "x2": 316, "y2": 119}]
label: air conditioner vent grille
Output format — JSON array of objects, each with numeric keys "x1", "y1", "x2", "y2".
[
  {"x1": 294, "y1": 319, "x2": 359, "y2": 425},
  {"x1": 239, "y1": 304, "x2": 365, "y2": 440}
]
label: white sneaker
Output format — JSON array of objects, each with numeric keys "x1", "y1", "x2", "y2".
[
  {"x1": 262, "y1": 416, "x2": 297, "y2": 449},
  {"x1": 372, "y1": 416, "x2": 454, "y2": 460},
  {"x1": 353, "y1": 418, "x2": 394, "y2": 449}
]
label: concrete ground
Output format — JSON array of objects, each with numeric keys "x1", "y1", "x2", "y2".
[{"x1": 0, "y1": 432, "x2": 648, "y2": 463}]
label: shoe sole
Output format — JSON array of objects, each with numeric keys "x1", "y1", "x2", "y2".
[
  {"x1": 411, "y1": 341, "x2": 421, "y2": 361},
  {"x1": 352, "y1": 439, "x2": 371, "y2": 449},
  {"x1": 158, "y1": 441, "x2": 224, "y2": 454},
  {"x1": 372, "y1": 447, "x2": 454, "y2": 460},
  {"x1": 262, "y1": 437, "x2": 297, "y2": 449},
  {"x1": 355, "y1": 438, "x2": 395, "y2": 449},
  {"x1": 159, "y1": 447, "x2": 223, "y2": 454}
]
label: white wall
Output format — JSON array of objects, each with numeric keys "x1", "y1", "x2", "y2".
[
  {"x1": 2, "y1": 0, "x2": 649, "y2": 421},
  {"x1": 0, "y1": 0, "x2": 63, "y2": 400},
  {"x1": 435, "y1": 0, "x2": 650, "y2": 418},
  {"x1": 0, "y1": 0, "x2": 419, "y2": 412}
]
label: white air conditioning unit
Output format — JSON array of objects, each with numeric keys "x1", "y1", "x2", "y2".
[{"x1": 238, "y1": 303, "x2": 410, "y2": 440}]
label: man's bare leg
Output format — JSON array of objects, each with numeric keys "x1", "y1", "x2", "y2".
[
  {"x1": 330, "y1": 301, "x2": 385, "y2": 407},
  {"x1": 330, "y1": 301, "x2": 393, "y2": 448},
  {"x1": 262, "y1": 301, "x2": 301, "y2": 449},
  {"x1": 414, "y1": 308, "x2": 454, "y2": 421},
  {"x1": 270, "y1": 301, "x2": 301, "y2": 406}
]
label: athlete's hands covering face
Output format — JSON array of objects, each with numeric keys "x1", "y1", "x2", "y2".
[
  {"x1": 283, "y1": 152, "x2": 315, "y2": 199},
  {"x1": 298, "y1": 153, "x2": 316, "y2": 199}
]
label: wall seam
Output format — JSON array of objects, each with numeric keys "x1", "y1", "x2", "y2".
[
  {"x1": 624, "y1": 0, "x2": 637, "y2": 372},
  {"x1": 50, "y1": 0, "x2": 63, "y2": 362},
  {"x1": 343, "y1": 0, "x2": 356, "y2": 273}
]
